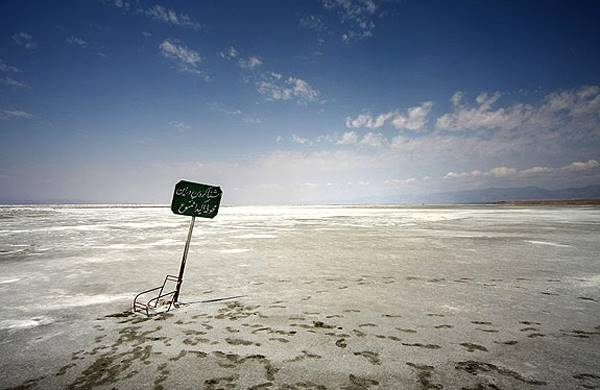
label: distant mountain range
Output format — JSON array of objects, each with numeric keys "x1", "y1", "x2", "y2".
[{"x1": 412, "y1": 184, "x2": 600, "y2": 204}]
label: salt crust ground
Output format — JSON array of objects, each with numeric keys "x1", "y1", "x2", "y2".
[{"x1": 0, "y1": 205, "x2": 599, "y2": 389}]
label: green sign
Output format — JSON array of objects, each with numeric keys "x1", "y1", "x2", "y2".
[{"x1": 171, "y1": 180, "x2": 222, "y2": 218}]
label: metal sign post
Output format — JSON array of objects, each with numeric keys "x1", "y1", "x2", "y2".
[
  {"x1": 173, "y1": 215, "x2": 195, "y2": 303},
  {"x1": 170, "y1": 180, "x2": 222, "y2": 304},
  {"x1": 133, "y1": 180, "x2": 222, "y2": 314}
]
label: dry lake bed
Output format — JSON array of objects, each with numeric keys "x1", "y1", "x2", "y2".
[{"x1": 1, "y1": 205, "x2": 599, "y2": 389}]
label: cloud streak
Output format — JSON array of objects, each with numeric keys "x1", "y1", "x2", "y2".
[
  {"x1": 220, "y1": 46, "x2": 263, "y2": 69},
  {"x1": 12, "y1": 33, "x2": 37, "y2": 49},
  {"x1": 168, "y1": 121, "x2": 190, "y2": 131},
  {"x1": 360, "y1": 132, "x2": 387, "y2": 147},
  {"x1": 292, "y1": 134, "x2": 311, "y2": 145},
  {"x1": 0, "y1": 110, "x2": 32, "y2": 120},
  {"x1": 337, "y1": 131, "x2": 358, "y2": 144},
  {"x1": 65, "y1": 36, "x2": 87, "y2": 48},
  {"x1": 346, "y1": 102, "x2": 433, "y2": 131},
  {"x1": 0, "y1": 77, "x2": 28, "y2": 89},
  {"x1": 159, "y1": 39, "x2": 204, "y2": 76},
  {"x1": 322, "y1": 0, "x2": 379, "y2": 42},
  {"x1": 0, "y1": 59, "x2": 20, "y2": 73},
  {"x1": 445, "y1": 160, "x2": 599, "y2": 180},
  {"x1": 436, "y1": 85, "x2": 600, "y2": 138},
  {"x1": 258, "y1": 72, "x2": 321, "y2": 104},
  {"x1": 143, "y1": 5, "x2": 202, "y2": 29},
  {"x1": 300, "y1": 15, "x2": 327, "y2": 32}
]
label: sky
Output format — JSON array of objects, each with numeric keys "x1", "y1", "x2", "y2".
[{"x1": 1, "y1": 0, "x2": 599, "y2": 204}]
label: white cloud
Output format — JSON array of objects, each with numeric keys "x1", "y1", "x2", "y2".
[
  {"x1": 445, "y1": 159, "x2": 600, "y2": 180},
  {"x1": 345, "y1": 114, "x2": 369, "y2": 128},
  {"x1": 12, "y1": 33, "x2": 37, "y2": 49},
  {"x1": 285, "y1": 131, "x2": 385, "y2": 147},
  {"x1": 391, "y1": 102, "x2": 433, "y2": 131},
  {"x1": 450, "y1": 91, "x2": 463, "y2": 107},
  {"x1": 292, "y1": 134, "x2": 311, "y2": 145},
  {"x1": 0, "y1": 110, "x2": 32, "y2": 120},
  {"x1": 562, "y1": 159, "x2": 599, "y2": 172},
  {"x1": 106, "y1": 0, "x2": 130, "y2": 9},
  {"x1": 346, "y1": 102, "x2": 433, "y2": 131},
  {"x1": 209, "y1": 103, "x2": 261, "y2": 124},
  {"x1": 169, "y1": 121, "x2": 190, "y2": 131},
  {"x1": 104, "y1": 2, "x2": 202, "y2": 30},
  {"x1": 360, "y1": 132, "x2": 387, "y2": 147},
  {"x1": 0, "y1": 59, "x2": 20, "y2": 73},
  {"x1": 384, "y1": 177, "x2": 417, "y2": 186},
  {"x1": 238, "y1": 56, "x2": 263, "y2": 69},
  {"x1": 389, "y1": 133, "x2": 532, "y2": 163},
  {"x1": 209, "y1": 103, "x2": 242, "y2": 116},
  {"x1": 322, "y1": 0, "x2": 378, "y2": 41},
  {"x1": 300, "y1": 15, "x2": 327, "y2": 32},
  {"x1": 436, "y1": 85, "x2": 600, "y2": 135},
  {"x1": 159, "y1": 39, "x2": 204, "y2": 75},
  {"x1": 275, "y1": 135, "x2": 282, "y2": 143},
  {"x1": 444, "y1": 171, "x2": 470, "y2": 179},
  {"x1": 313, "y1": 134, "x2": 329, "y2": 143},
  {"x1": 0, "y1": 77, "x2": 28, "y2": 89},
  {"x1": 345, "y1": 112, "x2": 394, "y2": 129},
  {"x1": 292, "y1": 78, "x2": 321, "y2": 102},
  {"x1": 443, "y1": 166, "x2": 517, "y2": 179},
  {"x1": 519, "y1": 166, "x2": 554, "y2": 175},
  {"x1": 221, "y1": 47, "x2": 263, "y2": 70},
  {"x1": 242, "y1": 116, "x2": 262, "y2": 124},
  {"x1": 143, "y1": 5, "x2": 202, "y2": 29},
  {"x1": 489, "y1": 166, "x2": 517, "y2": 177},
  {"x1": 436, "y1": 91, "x2": 526, "y2": 131},
  {"x1": 371, "y1": 113, "x2": 394, "y2": 128},
  {"x1": 337, "y1": 131, "x2": 358, "y2": 144},
  {"x1": 219, "y1": 46, "x2": 239, "y2": 60},
  {"x1": 142, "y1": 31, "x2": 152, "y2": 37},
  {"x1": 542, "y1": 85, "x2": 600, "y2": 118},
  {"x1": 65, "y1": 36, "x2": 87, "y2": 48},
  {"x1": 258, "y1": 73, "x2": 321, "y2": 104}
]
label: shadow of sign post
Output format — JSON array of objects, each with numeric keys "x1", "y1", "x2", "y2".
[{"x1": 171, "y1": 180, "x2": 222, "y2": 303}]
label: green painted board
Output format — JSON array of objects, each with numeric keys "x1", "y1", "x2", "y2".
[{"x1": 170, "y1": 180, "x2": 222, "y2": 218}]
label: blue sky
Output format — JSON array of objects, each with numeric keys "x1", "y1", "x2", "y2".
[{"x1": 1, "y1": 0, "x2": 599, "y2": 204}]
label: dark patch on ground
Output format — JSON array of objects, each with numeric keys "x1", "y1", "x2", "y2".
[
  {"x1": 341, "y1": 374, "x2": 379, "y2": 390},
  {"x1": 353, "y1": 351, "x2": 381, "y2": 365},
  {"x1": 287, "y1": 350, "x2": 322, "y2": 363},
  {"x1": 397, "y1": 327, "x2": 417, "y2": 333},
  {"x1": 406, "y1": 362, "x2": 443, "y2": 389},
  {"x1": 494, "y1": 340, "x2": 518, "y2": 345},
  {"x1": 336, "y1": 338, "x2": 347, "y2": 348},
  {"x1": 455, "y1": 360, "x2": 547, "y2": 386},
  {"x1": 402, "y1": 342, "x2": 442, "y2": 349},
  {"x1": 460, "y1": 343, "x2": 488, "y2": 352}
]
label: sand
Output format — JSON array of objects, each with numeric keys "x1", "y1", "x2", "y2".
[{"x1": 0, "y1": 205, "x2": 599, "y2": 389}]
